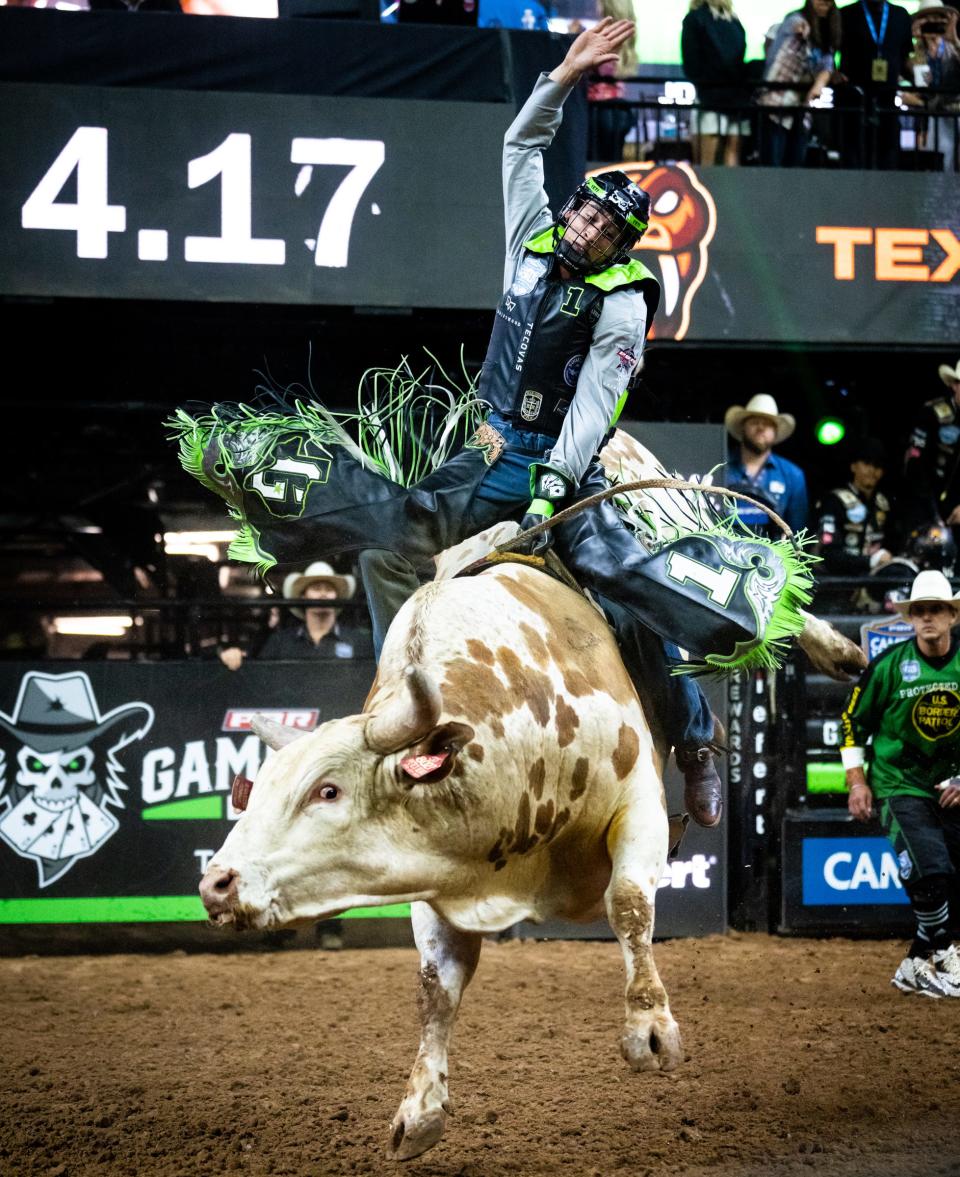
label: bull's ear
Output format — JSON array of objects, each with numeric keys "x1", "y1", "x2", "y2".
[{"x1": 399, "y1": 722, "x2": 475, "y2": 786}]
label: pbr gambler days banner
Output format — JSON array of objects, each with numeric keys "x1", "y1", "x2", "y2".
[{"x1": 0, "y1": 661, "x2": 727, "y2": 936}]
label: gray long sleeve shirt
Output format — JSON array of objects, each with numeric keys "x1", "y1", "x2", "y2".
[{"x1": 500, "y1": 73, "x2": 650, "y2": 489}]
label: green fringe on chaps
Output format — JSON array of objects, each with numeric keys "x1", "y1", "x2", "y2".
[{"x1": 167, "y1": 361, "x2": 818, "y2": 677}]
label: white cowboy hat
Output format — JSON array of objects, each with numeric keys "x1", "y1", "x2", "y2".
[
  {"x1": 282, "y1": 561, "x2": 356, "y2": 603},
  {"x1": 912, "y1": 3, "x2": 957, "y2": 34},
  {"x1": 892, "y1": 570, "x2": 960, "y2": 620},
  {"x1": 724, "y1": 394, "x2": 796, "y2": 444},
  {"x1": 939, "y1": 358, "x2": 960, "y2": 387}
]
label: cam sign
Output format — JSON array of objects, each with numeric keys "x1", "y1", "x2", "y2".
[{"x1": 802, "y1": 837, "x2": 909, "y2": 905}]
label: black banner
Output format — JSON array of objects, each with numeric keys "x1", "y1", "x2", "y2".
[
  {"x1": 0, "y1": 660, "x2": 727, "y2": 939},
  {"x1": 0, "y1": 83, "x2": 508, "y2": 309}
]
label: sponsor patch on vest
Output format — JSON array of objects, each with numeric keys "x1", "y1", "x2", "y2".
[
  {"x1": 520, "y1": 391, "x2": 543, "y2": 422},
  {"x1": 563, "y1": 355, "x2": 585, "y2": 387},
  {"x1": 511, "y1": 256, "x2": 548, "y2": 297},
  {"x1": 911, "y1": 688, "x2": 960, "y2": 740},
  {"x1": 846, "y1": 502, "x2": 868, "y2": 524},
  {"x1": 900, "y1": 659, "x2": 921, "y2": 682},
  {"x1": 940, "y1": 425, "x2": 960, "y2": 445}
]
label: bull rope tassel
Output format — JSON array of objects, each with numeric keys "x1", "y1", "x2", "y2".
[{"x1": 490, "y1": 479, "x2": 818, "y2": 678}]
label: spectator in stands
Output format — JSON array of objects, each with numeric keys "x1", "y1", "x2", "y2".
[
  {"x1": 836, "y1": 0, "x2": 913, "y2": 168},
  {"x1": 723, "y1": 393, "x2": 809, "y2": 534},
  {"x1": 219, "y1": 561, "x2": 372, "y2": 669},
  {"x1": 815, "y1": 436, "x2": 891, "y2": 609},
  {"x1": 903, "y1": 4, "x2": 960, "y2": 173},
  {"x1": 681, "y1": 0, "x2": 749, "y2": 165},
  {"x1": 902, "y1": 357, "x2": 960, "y2": 534},
  {"x1": 758, "y1": 0, "x2": 839, "y2": 166},
  {"x1": 587, "y1": 0, "x2": 637, "y2": 162},
  {"x1": 841, "y1": 568, "x2": 960, "y2": 999}
]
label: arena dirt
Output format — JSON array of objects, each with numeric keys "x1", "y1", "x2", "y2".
[{"x1": 2, "y1": 933, "x2": 959, "y2": 1177}]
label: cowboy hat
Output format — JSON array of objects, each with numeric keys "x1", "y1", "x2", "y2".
[
  {"x1": 892, "y1": 570, "x2": 960, "y2": 620},
  {"x1": 912, "y1": 3, "x2": 956, "y2": 34},
  {"x1": 282, "y1": 561, "x2": 356, "y2": 606},
  {"x1": 0, "y1": 671, "x2": 153, "y2": 754},
  {"x1": 939, "y1": 358, "x2": 960, "y2": 387},
  {"x1": 724, "y1": 394, "x2": 796, "y2": 444}
]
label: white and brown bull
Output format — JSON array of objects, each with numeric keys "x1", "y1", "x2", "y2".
[{"x1": 200, "y1": 559, "x2": 684, "y2": 1160}]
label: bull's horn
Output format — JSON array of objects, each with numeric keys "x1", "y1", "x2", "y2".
[
  {"x1": 250, "y1": 714, "x2": 307, "y2": 751},
  {"x1": 365, "y1": 666, "x2": 441, "y2": 754}
]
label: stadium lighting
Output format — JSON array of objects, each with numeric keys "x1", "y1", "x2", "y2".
[
  {"x1": 816, "y1": 417, "x2": 846, "y2": 446},
  {"x1": 53, "y1": 616, "x2": 134, "y2": 637},
  {"x1": 163, "y1": 530, "x2": 237, "y2": 562}
]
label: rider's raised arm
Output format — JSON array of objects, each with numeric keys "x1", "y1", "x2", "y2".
[
  {"x1": 501, "y1": 18, "x2": 636, "y2": 290},
  {"x1": 500, "y1": 76, "x2": 572, "y2": 288}
]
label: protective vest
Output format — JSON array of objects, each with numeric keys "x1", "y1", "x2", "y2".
[
  {"x1": 832, "y1": 486, "x2": 890, "y2": 553},
  {"x1": 477, "y1": 229, "x2": 660, "y2": 438}
]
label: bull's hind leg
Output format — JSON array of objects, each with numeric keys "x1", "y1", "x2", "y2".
[
  {"x1": 605, "y1": 802, "x2": 684, "y2": 1074},
  {"x1": 387, "y1": 901, "x2": 481, "y2": 1161}
]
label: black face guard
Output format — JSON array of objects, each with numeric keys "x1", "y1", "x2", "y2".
[{"x1": 553, "y1": 180, "x2": 647, "y2": 275}]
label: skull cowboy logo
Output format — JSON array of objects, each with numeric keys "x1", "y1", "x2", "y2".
[{"x1": 0, "y1": 672, "x2": 154, "y2": 887}]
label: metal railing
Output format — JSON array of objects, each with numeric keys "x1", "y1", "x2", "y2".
[{"x1": 587, "y1": 76, "x2": 960, "y2": 171}]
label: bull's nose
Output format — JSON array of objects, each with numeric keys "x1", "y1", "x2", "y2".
[{"x1": 199, "y1": 866, "x2": 239, "y2": 918}]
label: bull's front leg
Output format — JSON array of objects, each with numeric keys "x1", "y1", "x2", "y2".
[
  {"x1": 605, "y1": 803, "x2": 683, "y2": 1074},
  {"x1": 387, "y1": 901, "x2": 481, "y2": 1161}
]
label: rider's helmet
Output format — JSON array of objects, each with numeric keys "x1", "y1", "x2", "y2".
[
  {"x1": 554, "y1": 171, "x2": 650, "y2": 276},
  {"x1": 906, "y1": 519, "x2": 957, "y2": 574}
]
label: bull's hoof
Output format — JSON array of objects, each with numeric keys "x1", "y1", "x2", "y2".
[
  {"x1": 386, "y1": 1108, "x2": 447, "y2": 1161},
  {"x1": 620, "y1": 1019, "x2": 683, "y2": 1073}
]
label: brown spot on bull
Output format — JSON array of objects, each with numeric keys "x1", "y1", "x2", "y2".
[
  {"x1": 440, "y1": 657, "x2": 506, "y2": 734},
  {"x1": 519, "y1": 621, "x2": 550, "y2": 666},
  {"x1": 496, "y1": 646, "x2": 554, "y2": 727},
  {"x1": 467, "y1": 743, "x2": 485, "y2": 762},
  {"x1": 550, "y1": 807, "x2": 571, "y2": 839},
  {"x1": 511, "y1": 792, "x2": 539, "y2": 856},
  {"x1": 612, "y1": 724, "x2": 640, "y2": 780},
  {"x1": 466, "y1": 638, "x2": 495, "y2": 666},
  {"x1": 501, "y1": 574, "x2": 550, "y2": 617},
  {"x1": 542, "y1": 615, "x2": 635, "y2": 707},
  {"x1": 528, "y1": 757, "x2": 546, "y2": 800},
  {"x1": 555, "y1": 696, "x2": 579, "y2": 748},
  {"x1": 569, "y1": 756, "x2": 590, "y2": 800},
  {"x1": 534, "y1": 799, "x2": 555, "y2": 835}
]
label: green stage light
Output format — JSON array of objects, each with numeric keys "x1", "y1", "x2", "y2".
[{"x1": 816, "y1": 417, "x2": 846, "y2": 446}]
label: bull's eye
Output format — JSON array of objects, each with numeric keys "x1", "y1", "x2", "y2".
[{"x1": 307, "y1": 782, "x2": 341, "y2": 805}]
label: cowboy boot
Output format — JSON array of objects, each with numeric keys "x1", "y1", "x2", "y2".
[
  {"x1": 676, "y1": 713, "x2": 726, "y2": 828},
  {"x1": 676, "y1": 745, "x2": 723, "y2": 828}
]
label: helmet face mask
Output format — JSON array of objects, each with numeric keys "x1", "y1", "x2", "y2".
[
  {"x1": 908, "y1": 521, "x2": 957, "y2": 573},
  {"x1": 554, "y1": 172, "x2": 650, "y2": 275}
]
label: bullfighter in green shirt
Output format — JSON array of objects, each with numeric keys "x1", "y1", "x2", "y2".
[{"x1": 841, "y1": 570, "x2": 960, "y2": 998}]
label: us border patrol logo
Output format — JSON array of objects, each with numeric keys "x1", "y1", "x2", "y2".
[
  {"x1": 911, "y1": 688, "x2": 960, "y2": 741},
  {"x1": 901, "y1": 660, "x2": 921, "y2": 682}
]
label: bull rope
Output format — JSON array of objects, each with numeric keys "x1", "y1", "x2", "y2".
[{"x1": 490, "y1": 478, "x2": 793, "y2": 559}]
